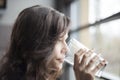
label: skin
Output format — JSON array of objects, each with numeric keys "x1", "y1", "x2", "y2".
[
  {"x1": 47, "y1": 32, "x2": 106, "y2": 80},
  {"x1": 74, "y1": 49, "x2": 106, "y2": 80},
  {"x1": 47, "y1": 32, "x2": 68, "y2": 71}
]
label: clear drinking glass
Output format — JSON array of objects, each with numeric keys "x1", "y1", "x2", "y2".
[{"x1": 64, "y1": 38, "x2": 108, "y2": 77}]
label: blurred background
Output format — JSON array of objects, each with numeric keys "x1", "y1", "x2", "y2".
[{"x1": 0, "y1": 0, "x2": 120, "y2": 80}]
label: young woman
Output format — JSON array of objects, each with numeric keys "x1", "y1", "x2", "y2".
[{"x1": 0, "y1": 5, "x2": 106, "y2": 80}]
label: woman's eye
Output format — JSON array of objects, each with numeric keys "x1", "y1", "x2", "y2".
[
  {"x1": 58, "y1": 39, "x2": 63, "y2": 42},
  {"x1": 58, "y1": 39, "x2": 65, "y2": 43},
  {"x1": 58, "y1": 38, "x2": 67, "y2": 43}
]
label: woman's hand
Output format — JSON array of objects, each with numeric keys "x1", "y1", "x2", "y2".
[{"x1": 73, "y1": 49, "x2": 106, "y2": 80}]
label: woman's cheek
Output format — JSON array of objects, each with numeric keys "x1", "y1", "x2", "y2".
[{"x1": 54, "y1": 42, "x2": 62, "y2": 54}]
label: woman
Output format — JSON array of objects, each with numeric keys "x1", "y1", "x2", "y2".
[{"x1": 0, "y1": 5, "x2": 106, "y2": 80}]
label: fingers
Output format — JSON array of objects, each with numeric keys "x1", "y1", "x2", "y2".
[
  {"x1": 74, "y1": 49, "x2": 86, "y2": 68},
  {"x1": 73, "y1": 48, "x2": 107, "y2": 80},
  {"x1": 74, "y1": 48, "x2": 107, "y2": 72},
  {"x1": 73, "y1": 49, "x2": 96, "y2": 80},
  {"x1": 85, "y1": 55, "x2": 99, "y2": 71},
  {"x1": 85, "y1": 52, "x2": 101, "y2": 70},
  {"x1": 80, "y1": 50, "x2": 92, "y2": 68},
  {"x1": 74, "y1": 49, "x2": 93, "y2": 70},
  {"x1": 92, "y1": 60, "x2": 106, "y2": 74}
]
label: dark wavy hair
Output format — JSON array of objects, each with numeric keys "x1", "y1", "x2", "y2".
[{"x1": 0, "y1": 5, "x2": 71, "y2": 80}]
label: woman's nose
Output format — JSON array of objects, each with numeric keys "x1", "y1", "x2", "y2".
[{"x1": 61, "y1": 43, "x2": 69, "y2": 54}]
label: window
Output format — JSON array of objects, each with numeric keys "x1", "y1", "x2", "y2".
[{"x1": 89, "y1": 0, "x2": 120, "y2": 79}]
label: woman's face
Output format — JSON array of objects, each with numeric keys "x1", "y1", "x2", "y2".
[{"x1": 47, "y1": 32, "x2": 69, "y2": 71}]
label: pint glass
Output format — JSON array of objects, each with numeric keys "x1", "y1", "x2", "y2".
[{"x1": 65, "y1": 38, "x2": 108, "y2": 77}]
